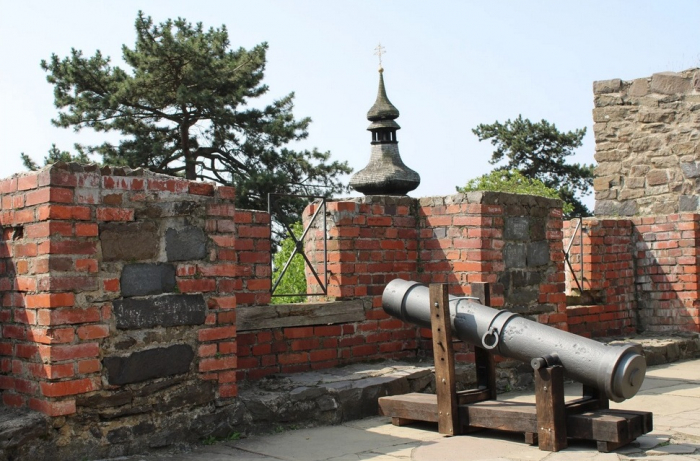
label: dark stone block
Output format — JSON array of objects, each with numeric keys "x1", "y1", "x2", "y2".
[
  {"x1": 512, "y1": 271, "x2": 542, "y2": 287},
  {"x1": 506, "y1": 288, "x2": 539, "y2": 305},
  {"x1": 103, "y1": 344, "x2": 194, "y2": 385},
  {"x1": 113, "y1": 294, "x2": 206, "y2": 330},
  {"x1": 679, "y1": 195, "x2": 698, "y2": 212},
  {"x1": 526, "y1": 241, "x2": 550, "y2": 267},
  {"x1": 106, "y1": 427, "x2": 132, "y2": 444},
  {"x1": 100, "y1": 222, "x2": 159, "y2": 262},
  {"x1": 503, "y1": 243, "x2": 526, "y2": 268},
  {"x1": 121, "y1": 263, "x2": 176, "y2": 297},
  {"x1": 136, "y1": 202, "x2": 200, "y2": 220},
  {"x1": 529, "y1": 218, "x2": 546, "y2": 241},
  {"x1": 76, "y1": 391, "x2": 133, "y2": 409},
  {"x1": 155, "y1": 381, "x2": 216, "y2": 412},
  {"x1": 132, "y1": 421, "x2": 156, "y2": 436},
  {"x1": 114, "y1": 337, "x2": 137, "y2": 350},
  {"x1": 504, "y1": 217, "x2": 529, "y2": 241},
  {"x1": 166, "y1": 226, "x2": 207, "y2": 261}
]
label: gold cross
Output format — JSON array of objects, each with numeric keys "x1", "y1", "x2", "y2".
[{"x1": 374, "y1": 43, "x2": 386, "y2": 67}]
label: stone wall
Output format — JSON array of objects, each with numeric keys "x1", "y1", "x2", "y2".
[{"x1": 593, "y1": 68, "x2": 700, "y2": 216}]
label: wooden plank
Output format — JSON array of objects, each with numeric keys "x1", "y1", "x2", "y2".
[
  {"x1": 603, "y1": 409, "x2": 653, "y2": 434},
  {"x1": 462, "y1": 401, "x2": 538, "y2": 433},
  {"x1": 237, "y1": 299, "x2": 366, "y2": 331},
  {"x1": 457, "y1": 389, "x2": 492, "y2": 405},
  {"x1": 430, "y1": 284, "x2": 460, "y2": 436},
  {"x1": 474, "y1": 347, "x2": 497, "y2": 400},
  {"x1": 565, "y1": 397, "x2": 607, "y2": 415},
  {"x1": 524, "y1": 432, "x2": 538, "y2": 445},
  {"x1": 583, "y1": 384, "x2": 609, "y2": 410},
  {"x1": 567, "y1": 412, "x2": 630, "y2": 443},
  {"x1": 378, "y1": 393, "x2": 438, "y2": 423},
  {"x1": 535, "y1": 366, "x2": 568, "y2": 451}
]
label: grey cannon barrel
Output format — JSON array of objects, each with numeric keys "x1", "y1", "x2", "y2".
[{"x1": 382, "y1": 279, "x2": 646, "y2": 402}]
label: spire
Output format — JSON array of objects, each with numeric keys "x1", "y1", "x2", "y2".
[
  {"x1": 349, "y1": 47, "x2": 420, "y2": 196},
  {"x1": 367, "y1": 70, "x2": 400, "y2": 121}
]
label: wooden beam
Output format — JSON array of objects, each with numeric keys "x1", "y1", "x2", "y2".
[
  {"x1": 237, "y1": 299, "x2": 366, "y2": 331},
  {"x1": 430, "y1": 284, "x2": 460, "y2": 436},
  {"x1": 535, "y1": 366, "x2": 567, "y2": 451}
]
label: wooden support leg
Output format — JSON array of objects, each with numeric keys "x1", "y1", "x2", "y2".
[
  {"x1": 535, "y1": 366, "x2": 567, "y2": 452},
  {"x1": 429, "y1": 284, "x2": 460, "y2": 436},
  {"x1": 583, "y1": 384, "x2": 609, "y2": 410}
]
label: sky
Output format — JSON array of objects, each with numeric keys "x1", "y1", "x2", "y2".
[{"x1": 2, "y1": 1, "x2": 700, "y2": 208}]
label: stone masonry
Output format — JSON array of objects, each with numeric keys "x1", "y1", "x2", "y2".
[{"x1": 593, "y1": 68, "x2": 700, "y2": 216}]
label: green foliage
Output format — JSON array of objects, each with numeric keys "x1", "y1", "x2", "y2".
[
  {"x1": 472, "y1": 115, "x2": 593, "y2": 217},
  {"x1": 41, "y1": 11, "x2": 351, "y2": 228},
  {"x1": 271, "y1": 222, "x2": 307, "y2": 304},
  {"x1": 21, "y1": 144, "x2": 92, "y2": 171},
  {"x1": 458, "y1": 170, "x2": 574, "y2": 215}
]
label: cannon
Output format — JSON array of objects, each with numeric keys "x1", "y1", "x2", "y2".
[{"x1": 382, "y1": 279, "x2": 646, "y2": 402}]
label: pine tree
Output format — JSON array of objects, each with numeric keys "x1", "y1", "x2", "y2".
[
  {"x1": 41, "y1": 11, "x2": 351, "y2": 225},
  {"x1": 473, "y1": 115, "x2": 593, "y2": 217}
]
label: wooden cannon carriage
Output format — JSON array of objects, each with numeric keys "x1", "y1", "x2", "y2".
[{"x1": 378, "y1": 283, "x2": 652, "y2": 452}]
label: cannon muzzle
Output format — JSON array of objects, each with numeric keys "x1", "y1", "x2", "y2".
[{"x1": 382, "y1": 279, "x2": 646, "y2": 402}]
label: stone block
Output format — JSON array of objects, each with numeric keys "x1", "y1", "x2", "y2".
[
  {"x1": 103, "y1": 344, "x2": 194, "y2": 385},
  {"x1": 504, "y1": 217, "x2": 529, "y2": 241},
  {"x1": 100, "y1": 222, "x2": 159, "y2": 262},
  {"x1": 651, "y1": 72, "x2": 692, "y2": 95},
  {"x1": 593, "y1": 79, "x2": 621, "y2": 94},
  {"x1": 619, "y1": 189, "x2": 644, "y2": 200},
  {"x1": 619, "y1": 201, "x2": 639, "y2": 216},
  {"x1": 503, "y1": 243, "x2": 526, "y2": 269},
  {"x1": 113, "y1": 294, "x2": 207, "y2": 329},
  {"x1": 628, "y1": 78, "x2": 649, "y2": 97},
  {"x1": 526, "y1": 241, "x2": 550, "y2": 267},
  {"x1": 529, "y1": 218, "x2": 546, "y2": 241},
  {"x1": 506, "y1": 288, "x2": 539, "y2": 306},
  {"x1": 165, "y1": 226, "x2": 207, "y2": 261},
  {"x1": 647, "y1": 169, "x2": 669, "y2": 186},
  {"x1": 120, "y1": 263, "x2": 176, "y2": 297},
  {"x1": 638, "y1": 109, "x2": 675, "y2": 123},
  {"x1": 511, "y1": 270, "x2": 542, "y2": 287},
  {"x1": 679, "y1": 195, "x2": 698, "y2": 212},
  {"x1": 681, "y1": 162, "x2": 700, "y2": 179}
]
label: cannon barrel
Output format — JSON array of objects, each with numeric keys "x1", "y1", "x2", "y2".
[{"x1": 382, "y1": 279, "x2": 646, "y2": 402}]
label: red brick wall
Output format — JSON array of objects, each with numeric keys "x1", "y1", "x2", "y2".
[
  {"x1": 633, "y1": 214, "x2": 700, "y2": 332},
  {"x1": 563, "y1": 218, "x2": 637, "y2": 337},
  {"x1": 0, "y1": 164, "x2": 244, "y2": 415},
  {"x1": 564, "y1": 215, "x2": 700, "y2": 336}
]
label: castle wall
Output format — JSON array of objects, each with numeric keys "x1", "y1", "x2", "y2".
[{"x1": 593, "y1": 69, "x2": 700, "y2": 216}]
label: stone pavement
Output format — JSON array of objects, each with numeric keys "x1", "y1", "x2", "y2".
[{"x1": 110, "y1": 358, "x2": 700, "y2": 461}]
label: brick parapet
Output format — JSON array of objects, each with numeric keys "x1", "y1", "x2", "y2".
[
  {"x1": 0, "y1": 164, "x2": 241, "y2": 416},
  {"x1": 564, "y1": 215, "x2": 700, "y2": 336}
]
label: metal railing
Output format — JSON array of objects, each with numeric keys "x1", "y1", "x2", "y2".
[
  {"x1": 268, "y1": 193, "x2": 327, "y2": 298},
  {"x1": 563, "y1": 216, "x2": 584, "y2": 293}
]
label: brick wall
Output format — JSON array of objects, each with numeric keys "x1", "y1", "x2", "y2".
[
  {"x1": 563, "y1": 218, "x2": 637, "y2": 337},
  {"x1": 564, "y1": 215, "x2": 700, "y2": 336},
  {"x1": 300, "y1": 193, "x2": 566, "y2": 363},
  {"x1": 0, "y1": 164, "x2": 247, "y2": 427}
]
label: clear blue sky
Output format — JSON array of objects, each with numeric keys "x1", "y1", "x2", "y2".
[{"x1": 2, "y1": 1, "x2": 699, "y2": 207}]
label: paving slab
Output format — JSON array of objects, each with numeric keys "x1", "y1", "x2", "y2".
[
  {"x1": 231, "y1": 424, "x2": 420, "y2": 461},
  {"x1": 109, "y1": 358, "x2": 700, "y2": 461}
]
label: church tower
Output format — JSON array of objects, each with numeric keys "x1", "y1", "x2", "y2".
[{"x1": 349, "y1": 46, "x2": 420, "y2": 196}]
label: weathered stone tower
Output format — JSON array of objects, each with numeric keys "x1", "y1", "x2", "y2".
[{"x1": 349, "y1": 65, "x2": 420, "y2": 195}]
